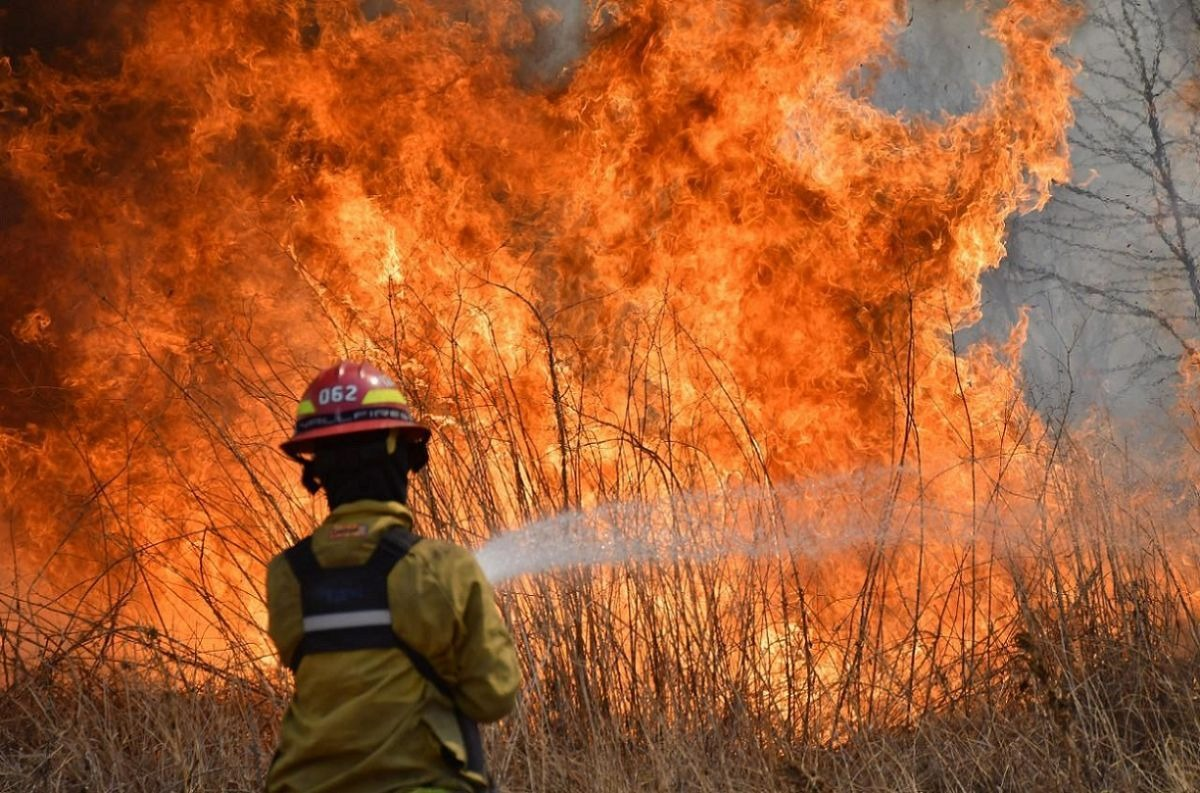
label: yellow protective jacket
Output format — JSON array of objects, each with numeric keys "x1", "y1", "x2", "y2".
[{"x1": 265, "y1": 500, "x2": 520, "y2": 793}]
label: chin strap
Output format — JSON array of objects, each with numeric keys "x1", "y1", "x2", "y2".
[
  {"x1": 385, "y1": 430, "x2": 429, "y2": 474},
  {"x1": 301, "y1": 462, "x2": 323, "y2": 494},
  {"x1": 404, "y1": 439, "x2": 429, "y2": 474}
]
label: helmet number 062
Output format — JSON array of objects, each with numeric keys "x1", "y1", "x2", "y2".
[{"x1": 317, "y1": 385, "x2": 359, "y2": 405}]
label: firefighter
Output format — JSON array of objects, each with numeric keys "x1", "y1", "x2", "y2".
[{"x1": 266, "y1": 361, "x2": 520, "y2": 793}]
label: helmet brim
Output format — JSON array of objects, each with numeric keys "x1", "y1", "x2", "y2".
[{"x1": 281, "y1": 418, "x2": 432, "y2": 457}]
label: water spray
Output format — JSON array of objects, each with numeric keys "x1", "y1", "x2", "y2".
[{"x1": 475, "y1": 470, "x2": 918, "y2": 585}]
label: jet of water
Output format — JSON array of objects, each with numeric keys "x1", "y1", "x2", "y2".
[{"x1": 475, "y1": 471, "x2": 908, "y2": 584}]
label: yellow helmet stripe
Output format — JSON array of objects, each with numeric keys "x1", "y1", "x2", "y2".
[
  {"x1": 361, "y1": 388, "x2": 409, "y2": 406},
  {"x1": 296, "y1": 399, "x2": 317, "y2": 417}
]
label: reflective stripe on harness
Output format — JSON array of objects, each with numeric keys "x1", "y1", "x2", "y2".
[
  {"x1": 283, "y1": 526, "x2": 420, "y2": 670},
  {"x1": 302, "y1": 608, "x2": 392, "y2": 632}
]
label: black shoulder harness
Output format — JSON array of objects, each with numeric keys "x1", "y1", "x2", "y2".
[{"x1": 284, "y1": 526, "x2": 421, "y2": 672}]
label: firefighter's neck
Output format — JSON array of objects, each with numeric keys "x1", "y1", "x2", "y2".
[{"x1": 327, "y1": 499, "x2": 414, "y2": 525}]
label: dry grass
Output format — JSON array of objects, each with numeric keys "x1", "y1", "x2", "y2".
[
  {"x1": 2, "y1": 281, "x2": 1198, "y2": 792},
  {"x1": 5, "y1": 599, "x2": 1200, "y2": 793},
  {"x1": 4, "y1": 425, "x2": 1200, "y2": 792}
]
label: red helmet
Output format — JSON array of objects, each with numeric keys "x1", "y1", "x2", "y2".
[{"x1": 281, "y1": 361, "x2": 430, "y2": 457}]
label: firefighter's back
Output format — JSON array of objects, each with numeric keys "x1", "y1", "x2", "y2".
[
  {"x1": 267, "y1": 648, "x2": 471, "y2": 793},
  {"x1": 265, "y1": 501, "x2": 517, "y2": 793}
]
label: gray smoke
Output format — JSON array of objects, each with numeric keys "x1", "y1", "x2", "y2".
[
  {"x1": 994, "y1": 0, "x2": 1200, "y2": 441},
  {"x1": 870, "y1": 0, "x2": 1200, "y2": 446},
  {"x1": 867, "y1": 0, "x2": 1004, "y2": 117},
  {"x1": 516, "y1": 0, "x2": 590, "y2": 88}
]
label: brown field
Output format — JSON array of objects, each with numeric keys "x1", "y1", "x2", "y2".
[{"x1": 4, "y1": 421, "x2": 1200, "y2": 793}]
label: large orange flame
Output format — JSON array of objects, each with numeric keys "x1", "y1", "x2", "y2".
[{"x1": 0, "y1": 0, "x2": 1081, "y2": 696}]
